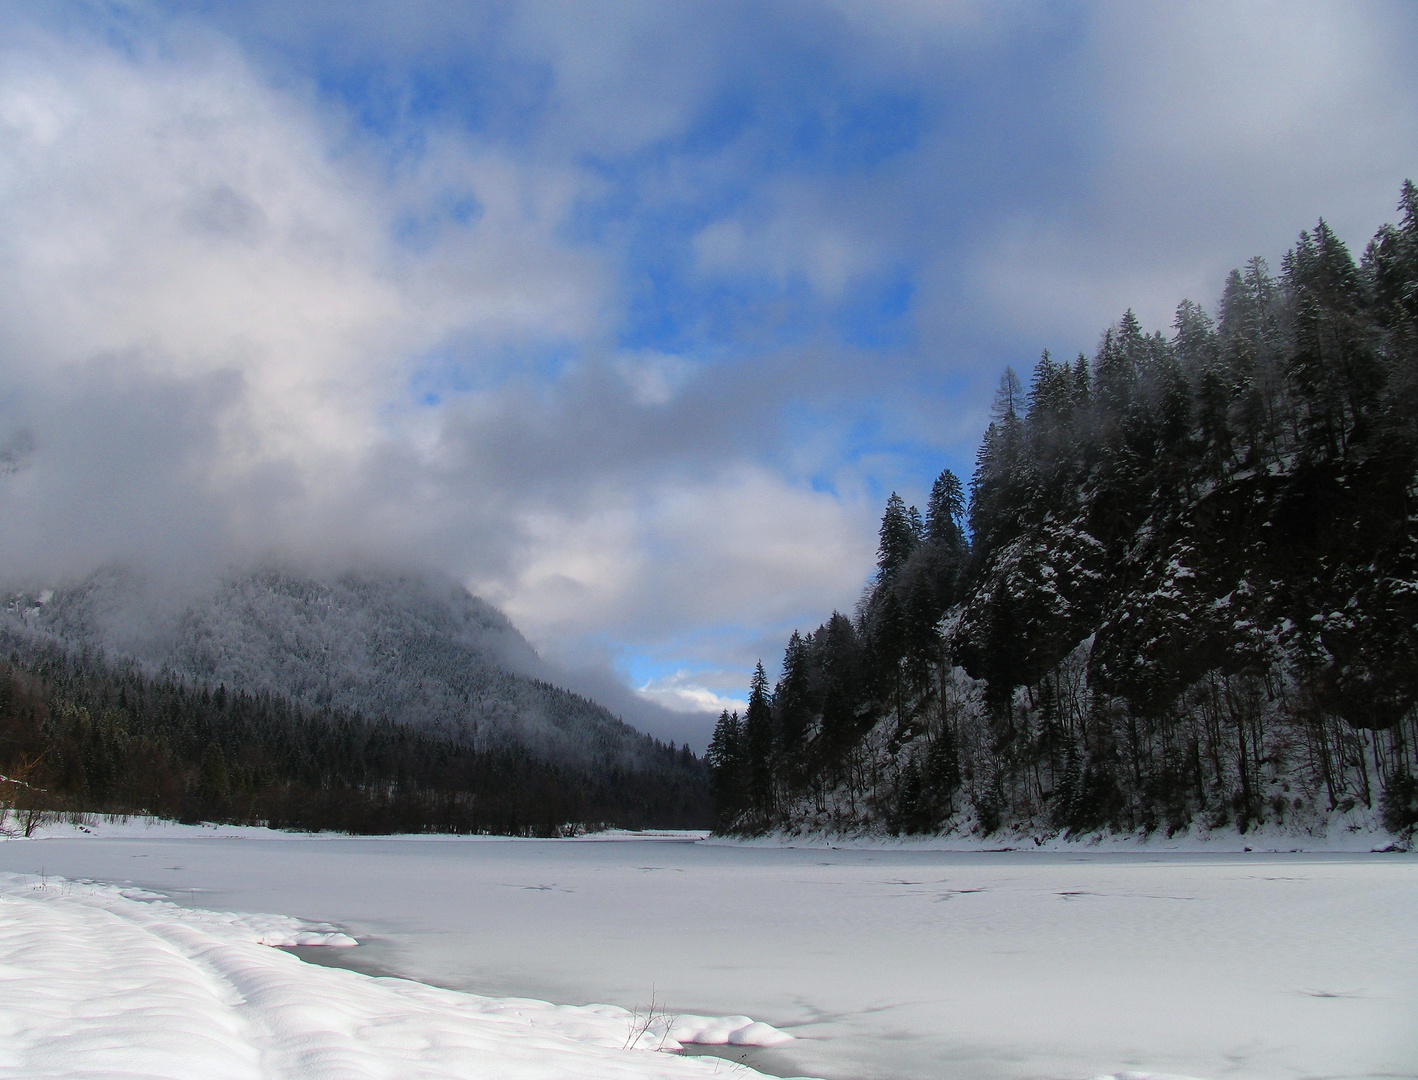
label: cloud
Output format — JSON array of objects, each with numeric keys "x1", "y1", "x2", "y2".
[
  {"x1": 0, "y1": 20, "x2": 611, "y2": 575},
  {"x1": 0, "y1": 1, "x2": 1413, "y2": 750},
  {"x1": 0, "y1": 10, "x2": 890, "y2": 742},
  {"x1": 0, "y1": 26, "x2": 409, "y2": 574},
  {"x1": 481, "y1": 464, "x2": 875, "y2": 654},
  {"x1": 692, "y1": 186, "x2": 888, "y2": 301},
  {"x1": 973, "y1": 2, "x2": 1418, "y2": 343},
  {"x1": 637, "y1": 669, "x2": 749, "y2": 718}
]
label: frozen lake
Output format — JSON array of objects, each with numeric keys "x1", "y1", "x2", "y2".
[{"x1": 1, "y1": 824, "x2": 1413, "y2": 1080}]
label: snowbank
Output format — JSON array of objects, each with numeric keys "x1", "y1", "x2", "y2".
[
  {"x1": 12, "y1": 815, "x2": 713, "y2": 845},
  {"x1": 0, "y1": 871, "x2": 796, "y2": 1080},
  {"x1": 21, "y1": 811, "x2": 1405, "y2": 852},
  {"x1": 709, "y1": 809, "x2": 1404, "y2": 854}
]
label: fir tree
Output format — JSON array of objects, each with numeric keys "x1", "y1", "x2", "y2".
[
  {"x1": 877, "y1": 493, "x2": 918, "y2": 579},
  {"x1": 744, "y1": 663, "x2": 775, "y2": 824}
]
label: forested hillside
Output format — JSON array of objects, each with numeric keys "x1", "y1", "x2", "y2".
[
  {"x1": 3, "y1": 567, "x2": 666, "y2": 774},
  {"x1": 709, "y1": 183, "x2": 1418, "y2": 840},
  {"x1": 0, "y1": 568, "x2": 713, "y2": 833},
  {"x1": 0, "y1": 645, "x2": 709, "y2": 834}
]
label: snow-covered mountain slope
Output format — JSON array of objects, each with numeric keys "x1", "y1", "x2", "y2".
[{"x1": 1, "y1": 565, "x2": 661, "y2": 770}]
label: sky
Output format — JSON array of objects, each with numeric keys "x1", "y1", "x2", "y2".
[{"x1": 0, "y1": 1, "x2": 1415, "y2": 749}]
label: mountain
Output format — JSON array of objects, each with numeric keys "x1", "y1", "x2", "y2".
[
  {"x1": 2, "y1": 564, "x2": 666, "y2": 772},
  {"x1": 708, "y1": 182, "x2": 1418, "y2": 841},
  {"x1": 0, "y1": 564, "x2": 710, "y2": 832}
]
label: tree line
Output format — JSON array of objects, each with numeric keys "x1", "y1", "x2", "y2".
[
  {"x1": 709, "y1": 182, "x2": 1418, "y2": 839},
  {"x1": 0, "y1": 640, "x2": 711, "y2": 835}
]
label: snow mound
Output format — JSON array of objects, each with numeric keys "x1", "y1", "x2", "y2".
[
  {"x1": 640, "y1": 1014, "x2": 795, "y2": 1049},
  {"x1": 0, "y1": 871, "x2": 799, "y2": 1079},
  {"x1": 111, "y1": 888, "x2": 358, "y2": 946}
]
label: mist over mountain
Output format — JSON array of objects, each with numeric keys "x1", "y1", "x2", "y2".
[{"x1": 2, "y1": 564, "x2": 680, "y2": 771}]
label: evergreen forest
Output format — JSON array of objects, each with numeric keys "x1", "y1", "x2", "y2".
[
  {"x1": 708, "y1": 183, "x2": 1418, "y2": 840},
  {"x1": 0, "y1": 642, "x2": 710, "y2": 835}
]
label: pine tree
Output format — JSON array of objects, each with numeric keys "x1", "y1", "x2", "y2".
[
  {"x1": 924, "y1": 468, "x2": 965, "y2": 549},
  {"x1": 969, "y1": 368, "x2": 1026, "y2": 557},
  {"x1": 1172, "y1": 299, "x2": 1218, "y2": 375},
  {"x1": 1364, "y1": 180, "x2": 1418, "y2": 447},
  {"x1": 744, "y1": 663, "x2": 775, "y2": 824},
  {"x1": 773, "y1": 631, "x2": 813, "y2": 781},
  {"x1": 819, "y1": 612, "x2": 863, "y2": 769},
  {"x1": 706, "y1": 709, "x2": 746, "y2": 828},
  {"x1": 198, "y1": 742, "x2": 229, "y2": 807},
  {"x1": 1094, "y1": 316, "x2": 1140, "y2": 423},
  {"x1": 877, "y1": 493, "x2": 917, "y2": 579},
  {"x1": 1284, "y1": 221, "x2": 1375, "y2": 457}
]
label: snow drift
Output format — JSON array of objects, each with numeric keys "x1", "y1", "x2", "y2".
[{"x1": 0, "y1": 869, "x2": 793, "y2": 1079}]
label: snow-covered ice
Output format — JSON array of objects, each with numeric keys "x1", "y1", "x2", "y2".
[
  {"x1": 0, "y1": 869, "x2": 794, "y2": 1079},
  {"x1": 1, "y1": 818, "x2": 1414, "y2": 1080}
]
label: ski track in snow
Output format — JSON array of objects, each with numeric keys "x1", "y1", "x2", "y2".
[{"x1": 0, "y1": 871, "x2": 792, "y2": 1080}]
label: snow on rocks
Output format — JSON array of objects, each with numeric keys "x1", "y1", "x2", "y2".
[{"x1": 0, "y1": 871, "x2": 798, "y2": 1080}]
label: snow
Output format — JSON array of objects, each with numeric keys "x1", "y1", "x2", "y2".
[
  {"x1": 0, "y1": 869, "x2": 794, "y2": 1080},
  {"x1": 3, "y1": 819, "x2": 1416, "y2": 1080},
  {"x1": 717, "y1": 813, "x2": 1404, "y2": 854}
]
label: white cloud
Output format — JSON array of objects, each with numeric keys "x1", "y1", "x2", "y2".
[
  {"x1": 972, "y1": 2, "x2": 1418, "y2": 344},
  {"x1": 0, "y1": 23, "x2": 611, "y2": 580},
  {"x1": 483, "y1": 465, "x2": 875, "y2": 668},
  {"x1": 507, "y1": 2, "x2": 727, "y2": 157},
  {"x1": 1104, "y1": 2, "x2": 1398, "y2": 158},
  {"x1": 1, "y1": 45, "x2": 391, "y2": 364},
  {"x1": 693, "y1": 199, "x2": 879, "y2": 301},
  {"x1": 637, "y1": 670, "x2": 747, "y2": 717},
  {"x1": 612, "y1": 352, "x2": 700, "y2": 407}
]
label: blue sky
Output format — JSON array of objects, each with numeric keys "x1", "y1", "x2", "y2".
[{"x1": 0, "y1": 1, "x2": 1415, "y2": 746}]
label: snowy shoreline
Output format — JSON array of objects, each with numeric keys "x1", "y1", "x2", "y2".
[
  {"x1": 3, "y1": 820, "x2": 1412, "y2": 1080},
  {"x1": 11, "y1": 811, "x2": 1408, "y2": 853},
  {"x1": 0, "y1": 867, "x2": 797, "y2": 1080},
  {"x1": 706, "y1": 818, "x2": 1408, "y2": 855}
]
